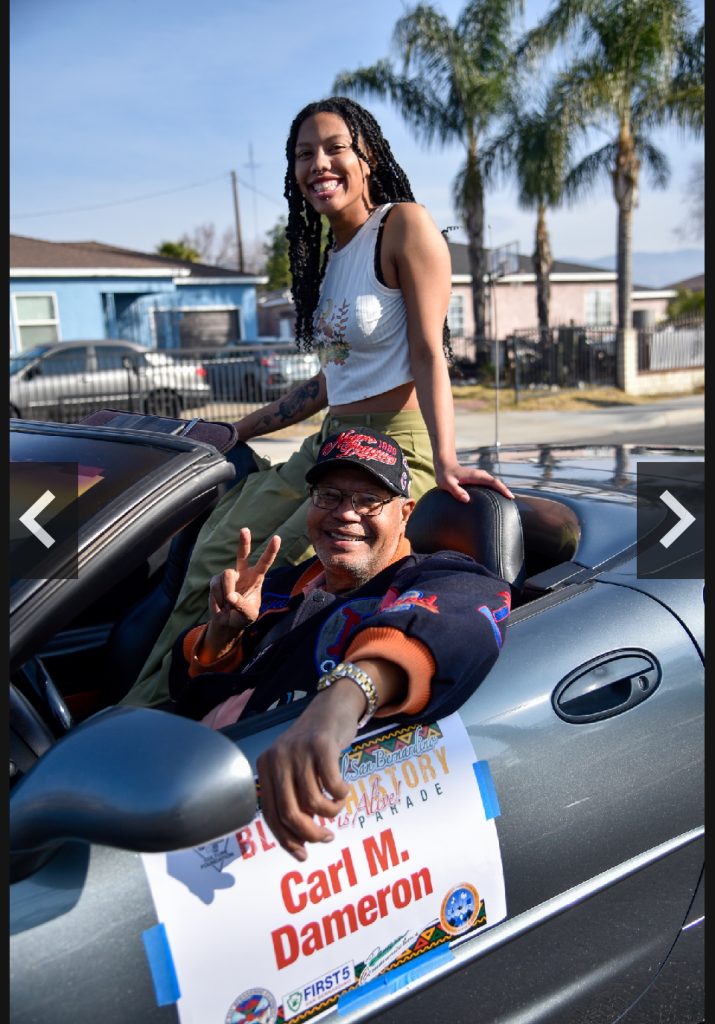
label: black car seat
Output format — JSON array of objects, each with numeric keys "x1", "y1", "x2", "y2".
[
  {"x1": 405, "y1": 485, "x2": 525, "y2": 599},
  {"x1": 10, "y1": 683, "x2": 56, "y2": 786}
]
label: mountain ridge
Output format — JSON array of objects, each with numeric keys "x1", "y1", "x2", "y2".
[{"x1": 562, "y1": 249, "x2": 704, "y2": 289}]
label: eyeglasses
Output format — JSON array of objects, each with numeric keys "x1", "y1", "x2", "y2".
[{"x1": 308, "y1": 486, "x2": 397, "y2": 517}]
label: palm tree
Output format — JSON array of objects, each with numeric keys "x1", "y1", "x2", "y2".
[
  {"x1": 520, "y1": 0, "x2": 704, "y2": 332},
  {"x1": 483, "y1": 89, "x2": 572, "y2": 337},
  {"x1": 333, "y1": 0, "x2": 522, "y2": 344}
]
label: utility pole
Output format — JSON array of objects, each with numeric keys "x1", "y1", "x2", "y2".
[
  {"x1": 244, "y1": 142, "x2": 261, "y2": 262},
  {"x1": 230, "y1": 170, "x2": 245, "y2": 273},
  {"x1": 488, "y1": 225, "x2": 499, "y2": 449}
]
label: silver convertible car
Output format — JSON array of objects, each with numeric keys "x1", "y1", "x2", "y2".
[{"x1": 9, "y1": 413, "x2": 704, "y2": 1024}]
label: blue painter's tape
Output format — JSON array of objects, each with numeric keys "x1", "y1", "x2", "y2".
[
  {"x1": 142, "y1": 923, "x2": 181, "y2": 1006},
  {"x1": 337, "y1": 945, "x2": 453, "y2": 1014},
  {"x1": 473, "y1": 760, "x2": 501, "y2": 820}
]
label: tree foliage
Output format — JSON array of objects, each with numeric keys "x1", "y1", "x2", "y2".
[
  {"x1": 483, "y1": 86, "x2": 572, "y2": 332},
  {"x1": 260, "y1": 216, "x2": 333, "y2": 292},
  {"x1": 519, "y1": 0, "x2": 704, "y2": 332},
  {"x1": 667, "y1": 287, "x2": 704, "y2": 321},
  {"x1": 334, "y1": 0, "x2": 523, "y2": 341},
  {"x1": 182, "y1": 223, "x2": 238, "y2": 267},
  {"x1": 262, "y1": 217, "x2": 291, "y2": 290},
  {"x1": 155, "y1": 240, "x2": 201, "y2": 262},
  {"x1": 674, "y1": 158, "x2": 704, "y2": 242},
  {"x1": 156, "y1": 224, "x2": 243, "y2": 268}
]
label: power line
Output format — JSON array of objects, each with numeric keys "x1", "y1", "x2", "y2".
[
  {"x1": 11, "y1": 169, "x2": 283, "y2": 220},
  {"x1": 11, "y1": 173, "x2": 230, "y2": 219}
]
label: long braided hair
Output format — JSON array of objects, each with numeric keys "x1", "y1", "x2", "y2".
[{"x1": 284, "y1": 96, "x2": 452, "y2": 361}]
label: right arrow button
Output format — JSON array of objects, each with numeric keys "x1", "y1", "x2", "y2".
[{"x1": 659, "y1": 489, "x2": 696, "y2": 549}]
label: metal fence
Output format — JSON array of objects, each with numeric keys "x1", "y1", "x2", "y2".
[
  {"x1": 11, "y1": 323, "x2": 704, "y2": 425},
  {"x1": 507, "y1": 325, "x2": 618, "y2": 389},
  {"x1": 637, "y1": 319, "x2": 704, "y2": 372},
  {"x1": 451, "y1": 319, "x2": 705, "y2": 390},
  {"x1": 10, "y1": 342, "x2": 320, "y2": 424}
]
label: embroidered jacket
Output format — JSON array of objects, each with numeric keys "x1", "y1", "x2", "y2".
[{"x1": 169, "y1": 547, "x2": 511, "y2": 727}]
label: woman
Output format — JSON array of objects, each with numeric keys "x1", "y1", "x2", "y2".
[{"x1": 123, "y1": 96, "x2": 513, "y2": 709}]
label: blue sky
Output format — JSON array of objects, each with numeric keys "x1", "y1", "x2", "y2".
[{"x1": 10, "y1": 0, "x2": 704, "y2": 266}]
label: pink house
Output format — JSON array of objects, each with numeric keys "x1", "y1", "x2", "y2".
[
  {"x1": 446, "y1": 243, "x2": 677, "y2": 349},
  {"x1": 257, "y1": 243, "x2": 679, "y2": 347}
]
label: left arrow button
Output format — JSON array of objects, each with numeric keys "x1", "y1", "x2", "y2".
[{"x1": 19, "y1": 490, "x2": 57, "y2": 548}]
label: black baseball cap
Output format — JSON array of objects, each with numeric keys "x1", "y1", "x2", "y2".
[{"x1": 305, "y1": 427, "x2": 411, "y2": 497}]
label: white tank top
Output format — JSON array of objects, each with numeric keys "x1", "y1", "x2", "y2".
[{"x1": 313, "y1": 203, "x2": 413, "y2": 404}]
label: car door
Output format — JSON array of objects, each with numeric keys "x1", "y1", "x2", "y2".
[
  {"x1": 19, "y1": 345, "x2": 92, "y2": 418},
  {"x1": 89, "y1": 344, "x2": 144, "y2": 411},
  {"x1": 403, "y1": 578, "x2": 703, "y2": 1024},
  {"x1": 8, "y1": 587, "x2": 703, "y2": 1024},
  {"x1": 227, "y1": 577, "x2": 703, "y2": 1024}
]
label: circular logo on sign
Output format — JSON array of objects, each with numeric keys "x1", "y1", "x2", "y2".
[
  {"x1": 225, "y1": 988, "x2": 278, "y2": 1024},
  {"x1": 440, "y1": 883, "x2": 480, "y2": 935}
]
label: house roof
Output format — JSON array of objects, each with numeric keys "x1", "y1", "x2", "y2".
[
  {"x1": 446, "y1": 241, "x2": 667, "y2": 291},
  {"x1": 446, "y1": 242, "x2": 613, "y2": 278},
  {"x1": 9, "y1": 234, "x2": 261, "y2": 280},
  {"x1": 666, "y1": 273, "x2": 704, "y2": 291}
]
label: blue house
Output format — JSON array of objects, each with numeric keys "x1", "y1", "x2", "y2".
[{"x1": 9, "y1": 235, "x2": 268, "y2": 353}]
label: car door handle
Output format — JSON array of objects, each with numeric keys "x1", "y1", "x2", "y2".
[{"x1": 553, "y1": 649, "x2": 661, "y2": 723}]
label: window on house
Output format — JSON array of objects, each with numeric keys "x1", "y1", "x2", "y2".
[
  {"x1": 14, "y1": 294, "x2": 60, "y2": 349},
  {"x1": 584, "y1": 289, "x2": 613, "y2": 325},
  {"x1": 448, "y1": 294, "x2": 465, "y2": 336}
]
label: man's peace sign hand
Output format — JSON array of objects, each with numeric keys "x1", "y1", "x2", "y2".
[{"x1": 203, "y1": 527, "x2": 281, "y2": 659}]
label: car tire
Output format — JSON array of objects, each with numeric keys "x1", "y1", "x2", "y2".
[{"x1": 145, "y1": 390, "x2": 182, "y2": 417}]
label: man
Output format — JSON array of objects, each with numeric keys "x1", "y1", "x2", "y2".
[{"x1": 168, "y1": 427, "x2": 511, "y2": 861}]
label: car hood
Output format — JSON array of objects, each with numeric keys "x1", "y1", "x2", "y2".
[{"x1": 461, "y1": 441, "x2": 703, "y2": 493}]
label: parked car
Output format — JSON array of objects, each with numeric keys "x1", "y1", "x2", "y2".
[
  {"x1": 10, "y1": 415, "x2": 704, "y2": 1024},
  {"x1": 9, "y1": 340, "x2": 211, "y2": 421},
  {"x1": 202, "y1": 341, "x2": 321, "y2": 403}
]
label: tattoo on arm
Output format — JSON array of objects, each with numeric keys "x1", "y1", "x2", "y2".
[{"x1": 277, "y1": 378, "x2": 321, "y2": 422}]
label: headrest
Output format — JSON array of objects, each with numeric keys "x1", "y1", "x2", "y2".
[
  {"x1": 77, "y1": 409, "x2": 239, "y2": 454},
  {"x1": 406, "y1": 485, "x2": 525, "y2": 591}
]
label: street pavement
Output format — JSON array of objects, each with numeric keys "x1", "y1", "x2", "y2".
[
  {"x1": 249, "y1": 394, "x2": 704, "y2": 463},
  {"x1": 454, "y1": 393, "x2": 704, "y2": 448}
]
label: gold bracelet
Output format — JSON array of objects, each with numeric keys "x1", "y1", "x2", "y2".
[{"x1": 316, "y1": 661, "x2": 379, "y2": 728}]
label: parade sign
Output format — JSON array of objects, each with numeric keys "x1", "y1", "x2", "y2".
[{"x1": 141, "y1": 713, "x2": 506, "y2": 1024}]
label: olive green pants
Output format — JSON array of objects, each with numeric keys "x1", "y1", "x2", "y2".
[{"x1": 121, "y1": 410, "x2": 435, "y2": 708}]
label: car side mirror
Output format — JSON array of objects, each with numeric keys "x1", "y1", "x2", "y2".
[
  {"x1": 10, "y1": 706, "x2": 257, "y2": 882},
  {"x1": 24, "y1": 365, "x2": 40, "y2": 380}
]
